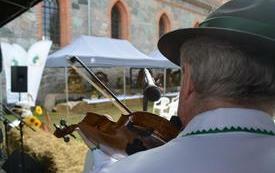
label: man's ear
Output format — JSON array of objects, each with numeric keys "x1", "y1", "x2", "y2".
[{"x1": 183, "y1": 63, "x2": 194, "y2": 99}]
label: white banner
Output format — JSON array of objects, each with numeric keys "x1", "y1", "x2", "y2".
[{"x1": 1, "y1": 40, "x2": 52, "y2": 106}]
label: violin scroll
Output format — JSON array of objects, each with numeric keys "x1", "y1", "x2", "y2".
[{"x1": 53, "y1": 120, "x2": 77, "y2": 142}]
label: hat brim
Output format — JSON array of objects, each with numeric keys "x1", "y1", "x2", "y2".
[{"x1": 158, "y1": 27, "x2": 275, "y2": 66}]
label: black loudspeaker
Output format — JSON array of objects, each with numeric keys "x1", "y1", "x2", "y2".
[{"x1": 11, "y1": 66, "x2": 28, "y2": 92}]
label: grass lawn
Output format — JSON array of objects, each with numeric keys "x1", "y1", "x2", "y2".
[{"x1": 41, "y1": 100, "x2": 153, "y2": 140}]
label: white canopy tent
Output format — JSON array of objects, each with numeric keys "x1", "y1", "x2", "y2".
[
  {"x1": 46, "y1": 35, "x2": 177, "y2": 68},
  {"x1": 45, "y1": 36, "x2": 179, "y2": 110}
]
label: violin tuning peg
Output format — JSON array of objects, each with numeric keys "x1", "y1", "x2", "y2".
[
  {"x1": 70, "y1": 133, "x2": 77, "y2": 139},
  {"x1": 63, "y1": 136, "x2": 70, "y2": 143},
  {"x1": 53, "y1": 123, "x2": 59, "y2": 129},
  {"x1": 60, "y1": 119, "x2": 67, "y2": 127}
]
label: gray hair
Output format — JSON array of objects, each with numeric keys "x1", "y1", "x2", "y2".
[{"x1": 180, "y1": 37, "x2": 275, "y2": 107}]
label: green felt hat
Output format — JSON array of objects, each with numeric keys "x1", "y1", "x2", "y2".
[{"x1": 158, "y1": 0, "x2": 275, "y2": 66}]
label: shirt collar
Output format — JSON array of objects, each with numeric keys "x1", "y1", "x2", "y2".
[{"x1": 180, "y1": 108, "x2": 275, "y2": 136}]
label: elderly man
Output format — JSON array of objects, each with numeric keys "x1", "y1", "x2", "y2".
[{"x1": 97, "y1": 0, "x2": 275, "y2": 173}]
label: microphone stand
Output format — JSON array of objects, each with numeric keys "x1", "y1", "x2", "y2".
[
  {"x1": 1, "y1": 105, "x2": 36, "y2": 173},
  {"x1": 0, "y1": 110, "x2": 21, "y2": 172},
  {"x1": 1, "y1": 111, "x2": 25, "y2": 173},
  {"x1": 0, "y1": 110, "x2": 20, "y2": 155}
]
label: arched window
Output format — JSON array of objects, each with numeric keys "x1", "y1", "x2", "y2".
[
  {"x1": 110, "y1": 1, "x2": 128, "y2": 39},
  {"x1": 159, "y1": 13, "x2": 171, "y2": 38},
  {"x1": 111, "y1": 4, "x2": 121, "y2": 39},
  {"x1": 43, "y1": 0, "x2": 60, "y2": 47}
]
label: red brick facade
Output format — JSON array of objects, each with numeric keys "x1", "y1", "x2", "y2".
[
  {"x1": 157, "y1": 10, "x2": 172, "y2": 35},
  {"x1": 59, "y1": 0, "x2": 72, "y2": 47},
  {"x1": 108, "y1": 0, "x2": 131, "y2": 40},
  {"x1": 36, "y1": 2, "x2": 43, "y2": 39},
  {"x1": 36, "y1": 0, "x2": 71, "y2": 47}
]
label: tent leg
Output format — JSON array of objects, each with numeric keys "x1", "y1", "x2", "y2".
[
  {"x1": 123, "y1": 68, "x2": 126, "y2": 96},
  {"x1": 64, "y1": 67, "x2": 69, "y2": 117},
  {"x1": 129, "y1": 68, "x2": 132, "y2": 89}
]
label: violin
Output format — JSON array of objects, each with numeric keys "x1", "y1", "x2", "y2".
[{"x1": 53, "y1": 56, "x2": 181, "y2": 158}]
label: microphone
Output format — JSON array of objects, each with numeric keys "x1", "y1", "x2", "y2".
[{"x1": 143, "y1": 69, "x2": 161, "y2": 102}]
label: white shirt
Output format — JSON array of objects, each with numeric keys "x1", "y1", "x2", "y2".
[
  {"x1": 99, "y1": 108, "x2": 275, "y2": 173},
  {"x1": 83, "y1": 149, "x2": 118, "y2": 173}
]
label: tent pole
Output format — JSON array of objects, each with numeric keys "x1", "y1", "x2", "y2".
[
  {"x1": 123, "y1": 68, "x2": 126, "y2": 96},
  {"x1": 64, "y1": 67, "x2": 69, "y2": 117},
  {"x1": 129, "y1": 68, "x2": 132, "y2": 89},
  {"x1": 163, "y1": 69, "x2": 167, "y2": 96},
  {"x1": 88, "y1": 0, "x2": 91, "y2": 35}
]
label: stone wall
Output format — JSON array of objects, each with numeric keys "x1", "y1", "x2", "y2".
[
  {"x1": 37, "y1": 68, "x2": 66, "y2": 104},
  {"x1": 86, "y1": 0, "x2": 206, "y2": 53},
  {"x1": 71, "y1": 0, "x2": 89, "y2": 37},
  {"x1": 0, "y1": 7, "x2": 39, "y2": 49}
]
